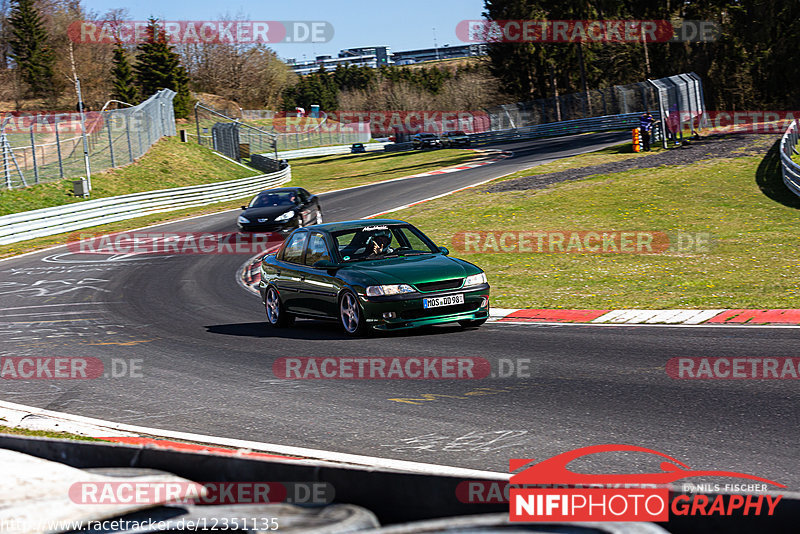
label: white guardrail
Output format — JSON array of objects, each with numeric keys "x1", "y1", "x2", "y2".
[
  {"x1": 780, "y1": 119, "x2": 800, "y2": 196},
  {"x1": 275, "y1": 142, "x2": 391, "y2": 160},
  {"x1": 0, "y1": 167, "x2": 290, "y2": 245}
]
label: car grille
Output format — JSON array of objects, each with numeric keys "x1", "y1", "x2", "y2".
[
  {"x1": 414, "y1": 278, "x2": 463, "y2": 292},
  {"x1": 400, "y1": 302, "x2": 479, "y2": 320}
]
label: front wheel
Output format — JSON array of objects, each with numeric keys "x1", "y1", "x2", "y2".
[
  {"x1": 265, "y1": 286, "x2": 293, "y2": 328},
  {"x1": 339, "y1": 290, "x2": 368, "y2": 336},
  {"x1": 459, "y1": 318, "x2": 487, "y2": 329},
  {"x1": 315, "y1": 208, "x2": 323, "y2": 224}
]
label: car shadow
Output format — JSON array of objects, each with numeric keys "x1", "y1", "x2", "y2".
[{"x1": 205, "y1": 320, "x2": 468, "y2": 340}]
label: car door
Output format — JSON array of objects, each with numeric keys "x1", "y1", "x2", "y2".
[
  {"x1": 293, "y1": 232, "x2": 339, "y2": 317},
  {"x1": 275, "y1": 230, "x2": 308, "y2": 311}
]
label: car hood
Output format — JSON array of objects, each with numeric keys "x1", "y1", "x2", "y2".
[
  {"x1": 242, "y1": 206, "x2": 296, "y2": 220},
  {"x1": 342, "y1": 254, "x2": 478, "y2": 286}
]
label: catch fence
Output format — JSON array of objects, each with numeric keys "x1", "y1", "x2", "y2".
[{"x1": 1, "y1": 90, "x2": 176, "y2": 189}]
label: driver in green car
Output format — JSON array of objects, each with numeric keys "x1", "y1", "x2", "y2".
[{"x1": 367, "y1": 233, "x2": 394, "y2": 258}]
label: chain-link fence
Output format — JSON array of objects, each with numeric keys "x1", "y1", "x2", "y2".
[
  {"x1": 1, "y1": 90, "x2": 176, "y2": 190},
  {"x1": 483, "y1": 73, "x2": 706, "y2": 144},
  {"x1": 193, "y1": 103, "x2": 279, "y2": 163},
  {"x1": 485, "y1": 81, "x2": 657, "y2": 130},
  {"x1": 193, "y1": 103, "x2": 371, "y2": 159}
]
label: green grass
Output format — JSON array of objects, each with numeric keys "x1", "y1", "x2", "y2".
[
  {"x1": 0, "y1": 423, "x2": 101, "y2": 441},
  {"x1": 0, "y1": 137, "x2": 257, "y2": 216},
  {"x1": 286, "y1": 149, "x2": 478, "y2": 192},
  {"x1": 494, "y1": 141, "x2": 659, "y2": 183},
  {"x1": 389, "y1": 145, "x2": 800, "y2": 309}
]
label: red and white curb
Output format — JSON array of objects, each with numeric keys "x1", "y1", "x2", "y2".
[
  {"x1": 398, "y1": 149, "x2": 511, "y2": 179},
  {"x1": 491, "y1": 308, "x2": 800, "y2": 326}
]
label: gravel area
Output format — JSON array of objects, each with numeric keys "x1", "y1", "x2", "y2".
[{"x1": 487, "y1": 134, "x2": 776, "y2": 192}]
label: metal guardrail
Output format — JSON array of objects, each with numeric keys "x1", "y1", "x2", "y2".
[
  {"x1": 0, "y1": 167, "x2": 290, "y2": 245},
  {"x1": 275, "y1": 142, "x2": 391, "y2": 160},
  {"x1": 780, "y1": 119, "x2": 800, "y2": 196},
  {"x1": 467, "y1": 112, "x2": 659, "y2": 146}
]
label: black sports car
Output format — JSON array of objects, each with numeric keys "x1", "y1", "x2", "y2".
[{"x1": 237, "y1": 187, "x2": 322, "y2": 232}]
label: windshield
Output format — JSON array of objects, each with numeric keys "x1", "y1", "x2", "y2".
[
  {"x1": 331, "y1": 224, "x2": 439, "y2": 262},
  {"x1": 249, "y1": 191, "x2": 298, "y2": 208},
  {"x1": 448, "y1": 131, "x2": 466, "y2": 136}
]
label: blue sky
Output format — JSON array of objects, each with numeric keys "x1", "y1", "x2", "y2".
[{"x1": 82, "y1": 0, "x2": 486, "y2": 61}]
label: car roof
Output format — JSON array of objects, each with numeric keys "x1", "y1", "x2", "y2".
[{"x1": 301, "y1": 219, "x2": 410, "y2": 233}]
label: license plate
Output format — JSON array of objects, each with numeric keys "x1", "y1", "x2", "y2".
[{"x1": 423, "y1": 294, "x2": 465, "y2": 309}]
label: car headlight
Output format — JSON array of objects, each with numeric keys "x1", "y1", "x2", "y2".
[
  {"x1": 366, "y1": 284, "x2": 415, "y2": 297},
  {"x1": 275, "y1": 210, "x2": 295, "y2": 222},
  {"x1": 237, "y1": 215, "x2": 250, "y2": 224},
  {"x1": 464, "y1": 272, "x2": 487, "y2": 287}
]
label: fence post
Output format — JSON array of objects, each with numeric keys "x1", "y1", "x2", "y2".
[
  {"x1": 106, "y1": 112, "x2": 116, "y2": 168},
  {"x1": 2, "y1": 134, "x2": 10, "y2": 189},
  {"x1": 125, "y1": 114, "x2": 133, "y2": 163},
  {"x1": 54, "y1": 123, "x2": 64, "y2": 178},
  {"x1": 136, "y1": 114, "x2": 143, "y2": 158},
  {"x1": 29, "y1": 127, "x2": 39, "y2": 184}
]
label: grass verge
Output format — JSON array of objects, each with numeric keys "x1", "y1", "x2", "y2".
[
  {"x1": 0, "y1": 424, "x2": 101, "y2": 441},
  {"x1": 287, "y1": 149, "x2": 477, "y2": 192},
  {"x1": 389, "y1": 143, "x2": 800, "y2": 309}
]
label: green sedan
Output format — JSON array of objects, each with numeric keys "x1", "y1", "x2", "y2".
[{"x1": 259, "y1": 219, "x2": 490, "y2": 336}]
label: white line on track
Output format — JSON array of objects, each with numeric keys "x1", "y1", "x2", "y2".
[{"x1": 0, "y1": 399, "x2": 508, "y2": 479}]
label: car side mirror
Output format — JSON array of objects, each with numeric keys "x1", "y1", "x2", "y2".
[
  {"x1": 241, "y1": 206, "x2": 247, "y2": 210},
  {"x1": 439, "y1": 246, "x2": 449, "y2": 255},
  {"x1": 313, "y1": 259, "x2": 338, "y2": 269}
]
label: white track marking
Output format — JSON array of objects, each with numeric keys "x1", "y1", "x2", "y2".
[{"x1": 0, "y1": 400, "x2": 508, "y2": 479}]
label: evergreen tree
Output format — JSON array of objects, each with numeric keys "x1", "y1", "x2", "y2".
[
  {"x1": 7, "y1": 0, "x2": 55, "y2": 98},
  {"x1": 134, "y1": 18, "x2": 193, "y2": 118},
  {"x1": 111, "y1": 43, "x2": 139, "y2": 104}
]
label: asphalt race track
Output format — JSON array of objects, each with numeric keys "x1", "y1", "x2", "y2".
[{"x1": 1, "y1": 131, "x2": 798, "y2": 489}]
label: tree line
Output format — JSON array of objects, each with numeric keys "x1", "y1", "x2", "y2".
[
  {"x1": 0, "y1": 0, "x2": 296, "y2": 117},
  {"x1": 483, "y1": 0, "x2": 800, "y2": 110},
  {"x1": 282, "y1": 62, "x2": 501, "y2": 112}
]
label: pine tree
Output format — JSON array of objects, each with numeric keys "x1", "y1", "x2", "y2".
[
  {"x1": 134, "y1": 18, "x2": 193, "y2": 118},
  {"x1": 111, "y1": 43, "x2": 139, "y2": 104},
  {"x1": 7, "y1": 0, "x2": 55, "y2": 99}
]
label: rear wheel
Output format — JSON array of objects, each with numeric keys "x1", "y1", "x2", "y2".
[
  {"x1": 265, "y1": 286, "x2": 293, "y2": 328},
  {"x1": 339, "y1": 290, "x2": 368, "y2": 336},
  {"x1": 459, "y1": 318, "x2": 487, "y2": 329}
]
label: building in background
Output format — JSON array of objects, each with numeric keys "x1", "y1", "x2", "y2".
[{"x1": 286, "y1": 44, "x2": 486, "y2": 75}]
